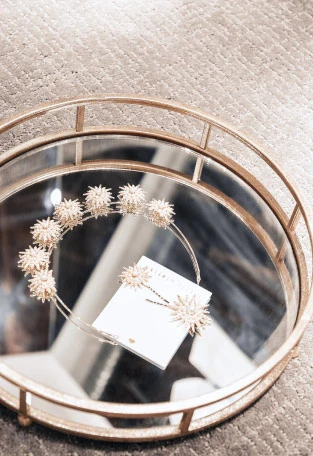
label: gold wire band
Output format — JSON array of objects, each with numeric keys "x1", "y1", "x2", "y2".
[{"x1": 62, "y1": 210, "x2": 201, "y2": 284}]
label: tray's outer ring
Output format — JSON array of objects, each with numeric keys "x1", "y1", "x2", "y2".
[{"x1": 0, "y1": 94, "x2": 312, "y2": 442}]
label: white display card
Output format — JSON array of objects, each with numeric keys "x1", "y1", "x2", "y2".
[{"x1": 93, "y1": 256, "x2": 212, "y2": 370}]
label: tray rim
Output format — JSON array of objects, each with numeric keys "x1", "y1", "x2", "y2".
[{"x1": 0, "y1": 94, "x2": 312, "y2": 441}]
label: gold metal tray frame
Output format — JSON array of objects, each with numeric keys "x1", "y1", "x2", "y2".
[{"x1": 0, "y1": 95, "x2": 312, "y2": 442}]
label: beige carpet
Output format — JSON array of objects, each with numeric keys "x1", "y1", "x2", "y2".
[{"x1": 1, "y1": 0, "x2": 313, "y2": 454}]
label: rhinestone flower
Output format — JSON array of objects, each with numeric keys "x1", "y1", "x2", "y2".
[
  {"x1": 168, "y1": 295, "x2": 211, "y2": 336},
  {"x1": 84, "y1": 185, "x2": 113, "y2": 218},
  {"x1": 146, "y1": 199, "x2": 175, "y2": 228},
  {"x1": 31, "y1": 218, "x2": 62, "y2": 249},
  {"x1": 18, "y1": 245, "x2": 50, "y2": 276},
  {"x1": 54, "y1": 198, "x2": 83, "y2": 230},
  {"x1": 119, "y1": 263, "x2": 151, "y2": 290},
  {"x1": 28, "y1": 269, "x2": 56, "y2": 303},
  {"x1": 117, "y1": 184, "x2": 146, "y2": 215}
]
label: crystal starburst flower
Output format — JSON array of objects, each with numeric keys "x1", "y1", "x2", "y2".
[
  {"x1": 119, "y1": 263, "x2": 151, "y2": 290},
  {"x1": 117, "y1": 184, "x2": 146, "y2": 215},
  {"x1": 31, "y1": 217, "x2": 62, "y2": 249},
  {"x1": 28, "y1": 269, "x2": 57, "y2": 303},
  {"x1": 54, "y1": 198, "x2": 84, "y2": 230},
  {"x1": 84, "y1": 185, "x2": 113, "y2": 218},
  {"x1": 146, "y1": 199, "x2": 175, "y2": 228},
  {"x1": 18, "y1": 245, "x2": 50, "y2": 276},
  {"x1": 168, "y1": 295, "x2": 211, "y2": 336}
]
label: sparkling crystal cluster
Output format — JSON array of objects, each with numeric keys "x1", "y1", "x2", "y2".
[
  {"x1": 168, "y1": 295, "x2": 211, "y2": 336},
  {"x1": 146, "y1": 199, "x2": 175, "y2": 229},
  {"x1": 117, "y1": 184, "x2": 146, "y2": 215},
  {"x1": 54, "y1": 198, "x2": 83, "y2": 230},
  {"x1": 28, "y1": 269, "x2": 56, "y2": 303},
  {"x1": 31, "y1": 217, "x2": 62, "y2": 249},
  {"x1": 84, "y1": 185, "x2": 113, "y2": 218},
  {"x1": 18, "y1": 246, "x2": 50, "y2": 276},
  {"x1": 119, "y1": 263, "x2": 151, "y2": 290}
]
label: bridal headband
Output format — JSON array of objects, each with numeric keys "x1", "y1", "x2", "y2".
[{"x1": 18, "y1": 184, "x2": 209, "y2": 342}]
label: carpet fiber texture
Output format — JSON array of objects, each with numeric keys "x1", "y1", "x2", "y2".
[{"x1": 1, "y1": 0, "x2": 313, "y2": 455}]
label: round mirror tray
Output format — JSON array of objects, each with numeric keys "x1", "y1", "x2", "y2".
[{"x1": 0, "y1": 95, "x2": 312, "y2": 442}]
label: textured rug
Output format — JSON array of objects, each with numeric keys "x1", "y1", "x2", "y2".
[{"x1": 1, "y1": 0, "x2": 313, "y2": 454}]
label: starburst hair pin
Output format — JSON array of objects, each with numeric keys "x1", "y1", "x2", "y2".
[
  {"x1": 119, "y1": 263, "x2": 169, "y2": 305},
  {"x1": 18, "y1": 183, "x2": 201, "y2": 343},
  {"x1": 168, "y1": 295, "x2": 211, "y2": 336}
]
